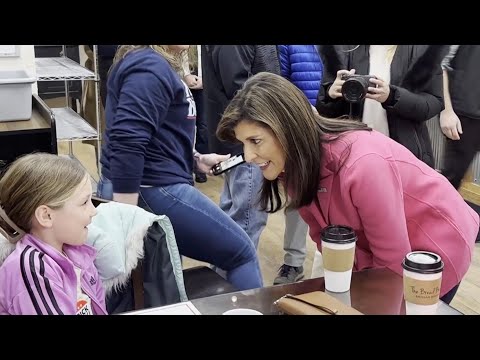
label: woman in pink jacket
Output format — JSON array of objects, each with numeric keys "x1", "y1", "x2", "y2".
[{"x1": 217, "y1": 72, "x2": 479, "y2": 303}]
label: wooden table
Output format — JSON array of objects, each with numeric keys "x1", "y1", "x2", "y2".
[
  {"x1": 191, "y1": 267, "x2": 462, "y2": 315},
  {"x1": 0, "y1": 107, "x2": 49, "y2": 133}
]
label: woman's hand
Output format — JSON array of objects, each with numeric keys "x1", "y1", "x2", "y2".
[
  {"x1": 366, "y1": 77, "x2": 390, "y2": 103},
  {"x1": 328, "y1": 69, "x2": 356, "y2": 99},
  {"x1": 196, "y1": 153, "x2": 231, "y2": 174},
  {"x1": 440, "y1": 109, "x2": 463, "y2": 140},
  {"x1": 184, "y1": 74, "x2": 203, "y2": 89}
]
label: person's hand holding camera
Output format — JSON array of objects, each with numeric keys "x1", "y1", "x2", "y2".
[
  {"x1": 328, "y1": 69, "x2": 356, "y2": 99},
  {"x1": 366, "y1": 77, "x2": 390, "y2": 103}
]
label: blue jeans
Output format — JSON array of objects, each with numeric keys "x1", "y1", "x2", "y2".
[
  {"x1": 283, "y1": 208, "x2": 308, "y2": 267},
  {"x1": 97, "y1": 177, "x2": 263, "y2": 291},
  {"x1": 219, "y1": 163, "x2": 268, "y2": 249}
]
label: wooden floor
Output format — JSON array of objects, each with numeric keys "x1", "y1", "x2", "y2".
[{"x1": 68, "y1": 141, "x2": 480, "y2": 315}]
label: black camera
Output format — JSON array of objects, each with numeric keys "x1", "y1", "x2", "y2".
[{"x1": 341, "y1": 74, "x2": 376, "y2": 103}]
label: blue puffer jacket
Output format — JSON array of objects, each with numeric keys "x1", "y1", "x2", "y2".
[{"x1": 278, "y1": 45, "x2": 323, "y2": 105}]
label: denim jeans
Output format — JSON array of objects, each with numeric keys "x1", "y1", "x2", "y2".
[
  {"x1": 283, "y1": 208, "x2": 308, "y2": 268},
  {"x1": 219, "y1": 163, "x2": 268, "y2": 249},
  {"x1": 97, "y1": 177, "x2": 263, "y2": 291}
]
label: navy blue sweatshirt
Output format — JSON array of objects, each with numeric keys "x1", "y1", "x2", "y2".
[{"x1": 101, "y1": 48, "x2": 196, "y2": 193}]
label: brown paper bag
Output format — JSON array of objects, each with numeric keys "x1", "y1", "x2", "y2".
[{"x1": 274, "y1": 291, "x2": 363, "y2": 315}]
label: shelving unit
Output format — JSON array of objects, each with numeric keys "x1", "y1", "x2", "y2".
[
  {"x1": 35, "y1": 45, "x2": 102, "y2": 184},
  {"x1": 52, "y1": 107, "x2": 98, "y2": 141},
  {"x1": 36, "y1": 57, "x2": 97, "y2": 81},
  {"x1": 0, "y1": 95, "x2": 57, "y2": 172}
]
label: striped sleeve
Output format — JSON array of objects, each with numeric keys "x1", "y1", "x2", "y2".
[
  {"x1": 11, "y1": 246, "x2": 74, "y2": 315},
  {"x1": 441, "y1": 45, "x2": 460, "y2": 70}
]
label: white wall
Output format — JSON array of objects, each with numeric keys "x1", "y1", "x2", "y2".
[{"x1": 0, "y1": 45, "x2": 37, "y2": 94}]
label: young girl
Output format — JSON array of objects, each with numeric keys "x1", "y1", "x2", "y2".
[
  {"x1": 217, "y1": 72, "x2": 479, "y2": 304},
  {"x1": 0, "y1": 153, "x2": 107, "y2": 315}
]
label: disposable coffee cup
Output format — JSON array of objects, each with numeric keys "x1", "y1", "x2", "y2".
[
  {"x1": 321, "y1": 225, "x2": 356, "y2": 293},
  {"x1": 222, "y1": 308, "x2": 263, "y2": 315},
  {"x1": 402, "y1": 251, "x2": 444, "y2": 315}
]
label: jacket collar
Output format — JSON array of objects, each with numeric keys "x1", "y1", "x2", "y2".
[{"x1": 21, "y1": 234, "x2": 97, "y2": 270}]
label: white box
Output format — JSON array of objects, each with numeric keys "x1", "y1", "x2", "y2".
[{"x1": 0, "y1": 69, "x2": 36, "y2": 122}]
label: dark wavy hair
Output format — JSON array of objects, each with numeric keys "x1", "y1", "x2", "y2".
[{"x1": 217, "y1": 72, "x2": 371, "y2": 213}]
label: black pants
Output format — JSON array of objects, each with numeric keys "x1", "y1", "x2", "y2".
[
  {"x1": 442, "y1": 115, "x2": 480, "y2": 189},
  {"x1": 99, "y1": 56, "x2": 114, "y2": 109},
  {"x1": 440, "y1": 283, "x2": 460, "y2": 305},
  {"x1": 191, "y1": 88, "x2": 209, "y2": 155},
  {"x1": 440, "y1": 224, "x2": 480, "y2": 304}
]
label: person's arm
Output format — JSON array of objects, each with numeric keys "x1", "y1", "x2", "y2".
[
  {"x1": 315, "y1": 46, "x2": 350, "y2": 118},
  {"x1": 344, "y1": 153, "x2": 412, "y2": 274},
  {"x1": 381, "y1": 82, "x2": 444, "y2": 123},
  {"x1": 211, "y1": 45, "x2": 255, "y2": 100},
  {"x1": 91, "y1": 268, "x2": 107, "y2": 311},
  {"x1": 441, "y1": 45, "x2": 459, "y2": 72},
  {"x1": 194, "y1": 152, "x2": 231, "y2": 175},
  {"x1": 381, "y1": 51, "x2": 445, "y2": 123},
  {"x1": 11, "y1": 287, "x2": 75, "y2": 315},
  {"x1": 278, "y1": 45, "x2": 291, "y2": 80},
  {"x1": 197, "y1": 45, "x2": 202, "y2": 78},
  {"x1": 315, "y1": 69, "x2": 352, "y2": 118},
  {"x1": 439, "y1": 70, "x2": 462, "y2": 140},
  {"x1": 7, "y1": 259, "x2": 77, "y2": 315},
  {"x1": 182, "y1": 51, "x2": 201, "y2": 89},
  {"x1": 442, "y1": 69, "x2": 453, "y2": 112},
  {"x1": 439, "y1": 45, "x2": 462, "y2": 140},
  {"x1": 109, "y1": 71, "x2": 169, "y2": 205}
]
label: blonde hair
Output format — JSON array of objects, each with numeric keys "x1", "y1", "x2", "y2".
[
  {"x1": 112, "y1": 45, "x2": 186, "y2": 76},
  {"x1": 187, "y1": 45, "x2": 198, "y2": 72},
  {"x1": 386, "y1": 45, "x2": 398, "y2": 65},
  {"x1": 0, "y1": 153, "x2": 88, "y2": 236}
]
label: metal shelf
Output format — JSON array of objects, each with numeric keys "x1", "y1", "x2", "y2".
[
  {"x1": 34, "y1": 45, "x2": 102, "y2": 178},
  {"x1": 59, "y1": 153, "x2": 98, "y2": 193},
  {"x1": 52, "y1": 107, "x2": 98, "y2": 141},
  {"x1": 36, "y1": 57, "x2": 96, "y2": 81}
]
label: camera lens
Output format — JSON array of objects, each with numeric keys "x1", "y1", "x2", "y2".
[{"x1": 342, "y1": 77, "x2": 369, "y2": 103}]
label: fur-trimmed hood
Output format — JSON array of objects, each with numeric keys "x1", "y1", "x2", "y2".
[
  {"x1": 0, "y1": 234, "x2": 15, "y2": 266},
  {"x1": 318, "y1": 45, "x2": 450, "y2": 91}
]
